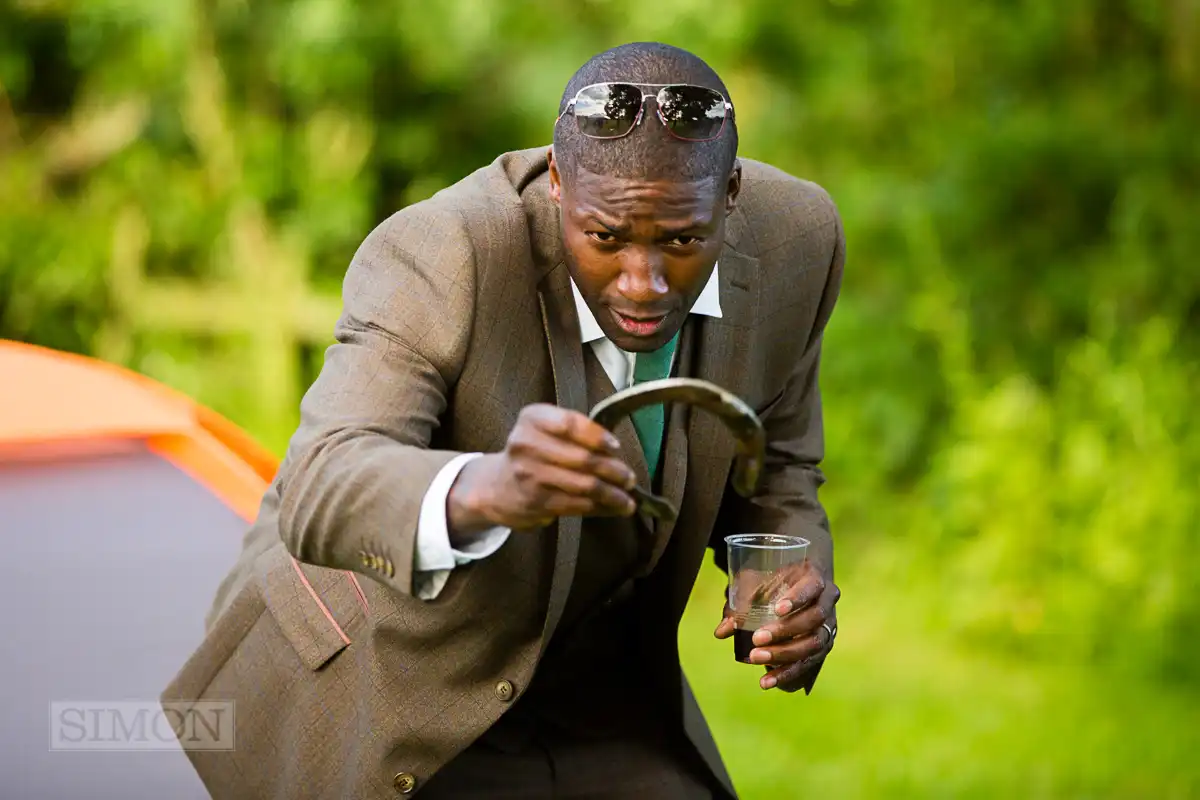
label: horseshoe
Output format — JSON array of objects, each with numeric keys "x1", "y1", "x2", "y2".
[{"x1": 588, "y1": 377, "x2": 766, "y2": 523}]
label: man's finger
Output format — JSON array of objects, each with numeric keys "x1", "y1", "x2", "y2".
[
  {"x1": 714, "y1": 614, "x2": 736, "y2": 640},
  {"x1": 746, "y1": 631, "x2": 824, "y2": 667},
  {"x1": 515, "y1": 489, "x2": 640, "y2": 524},
  {"x1": 536, "y1": 493, "x2": 605, "y2": 518},
  {"x1": 528, "y1": 405, "x2": 622, "y2": 454},
  {"x1": 753, "y1": 603, "x2": 827, "y2": 646},
  {"x1": 761, "y1": 655, "x2": 825, "y2": 691},
  {"x1": 774, "y1": 565, "x2": 826, "y2": 615},
  {"x1": 512, "y1": 428, "x2": 636, "y2": 489},
  {"x1": 530, "y1": 464, "x2": 636, "y2": 513}
]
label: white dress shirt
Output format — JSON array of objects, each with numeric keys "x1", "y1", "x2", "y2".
[{"x1": 412, "y1": 265, "x2": 724, "y2": 599}]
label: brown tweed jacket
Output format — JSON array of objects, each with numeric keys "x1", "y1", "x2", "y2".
[{"x1": 163, "y1": 146, "x2": 845, "y2": 799}]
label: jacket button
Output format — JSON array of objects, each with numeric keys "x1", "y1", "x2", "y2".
[
  {"x1": 494, "y1": 679, "x2": 515, "y2": 702},
  {"x1": 393, "y1": 772, "x2": 417, "y2": 793}
]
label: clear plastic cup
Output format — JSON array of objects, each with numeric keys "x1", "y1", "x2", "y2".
[{"x1": 725, "y1": 534, "x2": 810, "y2": 663}]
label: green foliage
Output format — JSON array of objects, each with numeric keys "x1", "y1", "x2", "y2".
[
  {"x1": 681, "y1": 565, "x2": 1200, "y2": 798},
  {"x1": 2, "y1": 0, "x2": 1198, "y2": 792}
]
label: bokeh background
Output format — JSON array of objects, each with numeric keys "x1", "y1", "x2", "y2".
[{"x1": 3, "y1": 1, "x2": 1198, "y2": 797}]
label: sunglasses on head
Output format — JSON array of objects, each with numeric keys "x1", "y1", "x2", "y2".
[{"x1": 556, "y1": 82, "x2": 734, "y2": 142}]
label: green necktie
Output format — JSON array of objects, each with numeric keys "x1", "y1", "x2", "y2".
[{"x1": 630, "y1": 332, "x2": 679, "y2": 481}]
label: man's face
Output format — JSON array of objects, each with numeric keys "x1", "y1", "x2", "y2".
[{"x1": 548, "y1": 151, "x2": 740, "y2": 353}]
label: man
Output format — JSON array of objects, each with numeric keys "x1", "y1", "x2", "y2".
[{"x1": 165, "y1": 42, "x2": 844, "y2": 799}]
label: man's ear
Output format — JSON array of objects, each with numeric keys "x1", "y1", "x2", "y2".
[
  {"x1": 547, "y1": 146, "x2": 562, "y2": 205},
  {"x1": 725, "y1": 160, "x2": 742, "y2": 216}
]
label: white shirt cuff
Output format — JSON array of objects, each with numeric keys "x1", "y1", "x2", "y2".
[{"x1": 413, "y1": 452, "x2": 511, "y2": 600}]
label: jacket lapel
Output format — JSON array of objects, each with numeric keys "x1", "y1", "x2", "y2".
[
  {"x1": 635, "y1": 317, "x2": 696, "y2": 576},
  {"x1": 585, "y1": 352, "x2": 653, "y2": 498},
  {"x1": 684, "y1": 245, "x2": 761, "y2": 543},
  {"x1": 584, "y1": 354, "x2": 655, "y2": 535},
  {"x1": 689, "y1": 243, "x2": 760, "y2": 456},
  {"x1": 637, "y1": 244, "x2": 761, "y2": 575},
  {"x1": 536, "y1": 261, "x2": 589, "y2": 652}
]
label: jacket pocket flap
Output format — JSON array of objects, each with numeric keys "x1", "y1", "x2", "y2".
[{"x1": 255, "y1": 546, "x2": 362, "y2": 671}]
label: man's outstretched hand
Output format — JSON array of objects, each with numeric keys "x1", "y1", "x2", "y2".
[
  {"x1": 447, "y1": 403, "x2": 638, "y2": 541},
  {"x1": 714, "y1": 560, "x2": 840, "y2": 693}
]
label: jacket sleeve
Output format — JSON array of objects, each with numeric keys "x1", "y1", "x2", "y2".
[
  {"x1": 412, "y1": 453, "x2": 511, "y2": 600},
  {"x1": 273, "y1": 202, "x2": 480, "y2": 597},
  {"x1": 711, "y1": 193, "x2": 846, "y2": 690}
]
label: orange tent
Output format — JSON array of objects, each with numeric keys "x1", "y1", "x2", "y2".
[{"x1": 0, "y1": 339, "x2": 276, "y2": 798}]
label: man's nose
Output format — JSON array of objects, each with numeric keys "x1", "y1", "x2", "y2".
[{"x1": 617, "y1": 247, "x2": 669, "y2": 304}]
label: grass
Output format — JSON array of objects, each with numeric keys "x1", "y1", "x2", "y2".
[{"x1": 678, "y1": 549, "x2": 1200, "y2": 799}]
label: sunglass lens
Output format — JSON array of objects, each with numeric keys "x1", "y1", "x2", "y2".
[
  {"x1": 573, "y1": 83, "x2": 643, "y2": 138},
  {"x1": 657, "y1": 86, "x2": 727, "y2": 141}
]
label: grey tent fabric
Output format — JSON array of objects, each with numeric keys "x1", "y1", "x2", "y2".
[{"x1": 0, "y1": 445, "x2": 249, "y2": 799}]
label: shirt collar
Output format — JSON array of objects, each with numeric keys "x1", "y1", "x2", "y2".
[{"x1": 569, "y1": 263, "x2": 723, "y2": 344}]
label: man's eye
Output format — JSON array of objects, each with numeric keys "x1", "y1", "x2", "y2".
[
  {"x1": 588, "y1": 231, "x2": 617, "y2": 243},
  {"x1": 669, "y1": 235, "x2": 700, "y2": 247}
]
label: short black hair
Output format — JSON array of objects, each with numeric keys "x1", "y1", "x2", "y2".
[{"x1": 553, "y1": 42, "x2": 738, "y2": 186}]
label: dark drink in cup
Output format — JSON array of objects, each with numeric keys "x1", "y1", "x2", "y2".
[
  {"x1": 725, "y1": 534, "x2": 809, "y2": 664},
  {"x1": 733, "y1": 629, "x2": 757, "y2": 663}
]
